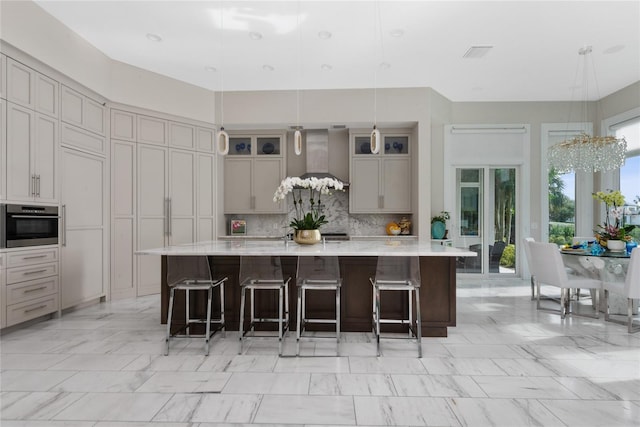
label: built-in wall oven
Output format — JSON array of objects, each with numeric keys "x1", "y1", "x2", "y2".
[{"x1": 0, "y1": 204, "x2": 59, "y2": 248}]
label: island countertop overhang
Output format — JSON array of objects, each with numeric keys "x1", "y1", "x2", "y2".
[{"x1": 136, "y1": 239, "x2": 477, "y2": 257}]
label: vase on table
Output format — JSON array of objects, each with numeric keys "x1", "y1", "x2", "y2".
[
  {"x1": 294, "y1": 229, "x2": 322, "y2": 245},
  {"x1": 606, "y1": 239, "x2": 626, "y2": 252}
]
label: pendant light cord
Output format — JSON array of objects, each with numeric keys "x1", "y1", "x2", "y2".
[
  {"x1": 296, "y1": 0, "x2": 301, "y2": 128},
  {"x1": 219, "y1": 1, "x2": 225, "y2": 128}
]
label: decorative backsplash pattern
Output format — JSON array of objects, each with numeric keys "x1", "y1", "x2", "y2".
[{"x1": 224, "y1": 191, "x2": 411, "y2": 237}]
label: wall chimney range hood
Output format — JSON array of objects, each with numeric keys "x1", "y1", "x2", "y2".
[{"x1": 299, "y1": 129, "x2": 349, "y2": 187}]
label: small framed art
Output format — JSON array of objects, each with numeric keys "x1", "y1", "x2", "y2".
[{"x1": 230, "y1": 219, "x2": 247, "y2": 235}]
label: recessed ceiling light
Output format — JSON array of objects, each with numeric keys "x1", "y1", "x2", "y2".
[
  {"x1": 603, "y1": 44, "x2": 625, "y2": 55},
  {"x1": 463, "y1": 46, "x2": 493, "y2": 58},
  {"x1": 146, "y1": 33, "x2": 162, "y2": 42},
  {"x1": 318, "y1": 30, "x2": 332, "y2": 40},
  {"x1": 262, "y1": 64, "x2": 274, "y2": 71},
  {"x1": 249, "y1": 32, "x2": 263, "y2": 40},
  {"x1": 204, "y1": 66, "x2": 217, "y2": 72},
  {"x1": 321, "y1": 64, "x2": 333, "y2": 71},
  {"x1": 390, "y1": 29, "x2": 404, "y2": 37}
]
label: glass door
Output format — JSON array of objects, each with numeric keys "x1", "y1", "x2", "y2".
[{"x1": 455, "y1": 167, "x2": 517, "y2": 275}]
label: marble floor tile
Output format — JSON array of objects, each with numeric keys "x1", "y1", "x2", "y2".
[
  {"x1": 52, "y1": 371, "x2": 155, "y2": 393},
  {"x1": 391, "y1": 374, "x2": 487, "y2": 398},
  {"x1": 47, "y1": 354, "x2": 139, "y2": 371},
  {"x1": 0, "y1": 339, "x2": 64, "y2": 353},
  {"x1": 0, "y1": 421, "x2": 95, "y2": 427},
  {"x1": 588, "y1": 377, "x2": 640, "y2": 401},
  {"x1": 490, "y1": 357, "x2": 561, "y2": 377},
  {"x1": 190, "y1": 394, "x2": 262, "y2": 423},
  {"x1": 473, "y1": 375, "x2": 581, "y2": 399},
  {"x1": 553, "y1": 376, "x2": 621, "y2": 400},
  {"x1": 309, "y1": 373, "x2": 396, "y2": 396},
  {"x1": 0, "y1": 391, "x2": 85, "y2": 420},
  {"x1": 123, "y1": 354, "x2": 206, "y2": 371},
  {"x1": 151, "y1": 393, "x2": 203, "y2": 422},
  {"x1": 447, "y1": 397, "x2": 565, "y2": 426},
  {"x1": 49, "y1": 339, "x2": 126, "y2": 355},
  {"x1": 0, "y1": 353, "x2": 71, "y2": 370},
  {"x1": 273, "y1": 355, "x2": 350, "y2": 373},
  {"x1": 1, "y1": 370, "x2": 76, "y2": 391},
  {"x1": 211, "y1": 354, "x2": 279, "y2": 372},
  {"x1": 136, "y1": 371, "x2": 231, "y2": 393},
  {"x1": 222, "y1": 372, "x2": 309, "y2": 394},
  {"x1": 52, "y1": 392, "x2": 172, "y2": 422},
  {"x1": 254, "y1": 395, "x2": 356, "y2": 425},
  {"x1": 539, "y1": 398, "x2": 640, "y2": 426},
  {"x1": 353, "y1": 396, "x2": 459, "y2": 426},
  {"x1": 444, "y1": 343, "x2": 531, "y2": 359},
  {"x1": 349, "y1": 356, "x2": 427, "y2": 374},
  {"x1": 421, "y1": 357, "x2": 506, "y2": 376}
]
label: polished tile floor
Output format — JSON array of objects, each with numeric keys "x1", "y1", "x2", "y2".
[{"x1": 1, "y1": 278, "x2": 639, "y2": 426}]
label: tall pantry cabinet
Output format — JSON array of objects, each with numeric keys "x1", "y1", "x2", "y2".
[{"x1": 111, "y1": 109, "x2": 216, "y2": 298}]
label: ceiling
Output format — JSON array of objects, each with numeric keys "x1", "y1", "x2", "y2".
[{"x1": 33, "y1": 1, "x2": 640, "y2": 102}]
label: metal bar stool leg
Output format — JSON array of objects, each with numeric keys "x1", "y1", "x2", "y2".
[
  {"x1": 375, "y1": 285, "x2": 381, "y2": 357},
  {"x1": 296, "y1": 286, "x2": 303, "y2": 356},
  {"x1": 336, "y1": 285, "x2": 341, "y2": 355},
  {"x1": 205, "y1": 287, "x2": 213, "y2": 356},
  {"x1": 166, "y1": 287, "x2": 176, "y2": 355},
  {"x1": 278, "y1": 285, "x2": 284, "y2": 356},
  {"x1": 414, "y1": 286, "x2": 422, "y2": 358},
  {"x1": 239, "y1": 286, "x2": 247, "y2": 354}
]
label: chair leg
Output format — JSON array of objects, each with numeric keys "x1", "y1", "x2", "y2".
[
  {"x1": 166, "y1": 287, "x2": 176, "y2": 356},
  {"x1": 414, "y1": 287, "x2": 422, "y2": 358},
  {"x1": 531, "y1": 275, "x2": 536, "y2": 300},
  {"x1": 278, "y1": 286, "x2": 284, "y2": 356},
  {"x1": 407, "y1": 287, "x2": 413, "y2": 338},
  {"x1": 205, "y1": 287, "x2": 213, "y2": 356},
  {"x1": 604, "y1": 289, "x2": 611, "y2": 322},
  {"x1": 536, "y1": 279, "x2": 541, "y2": 310},
  {"x1": 336, "y1": 285, "x2": 341, "y2": 355},
  {"x1": 375, "y1": 285, "x2": 381, "y2": 357},
  {"x1": 628, "y1": 298, "x2": 634, "y2": 334},
  {"x1": 593, "y1": 289, "x2": 599, "y2": 319},
  {"x1": 239, "y1": 286, "x2": 246, "y2": 354},
  {"x1": 296, "y1": 286, "x2": 303, "y2": 356},
  {"x1": 220, "y1": 281, "x2": 226, "y2": 338}
]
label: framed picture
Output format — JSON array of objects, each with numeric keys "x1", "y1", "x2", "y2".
[{"x1": 230, "y1": 219, "x2": 246, "y2": 235}]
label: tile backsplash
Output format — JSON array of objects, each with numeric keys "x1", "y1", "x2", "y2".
[{"x1": 224, "y1": 191, "x2": 411, "y2": 237}]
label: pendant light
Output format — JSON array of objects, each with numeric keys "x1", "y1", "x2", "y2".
[
  {"x1": 370, "y1": 1, "x2": 382, "y2": 154},
  {"x1": 293, "y1": 0, "x2": 303, "y2": 156},
  {"x1": 216, "y1": 1, "x2": 229, "y2": 155}
]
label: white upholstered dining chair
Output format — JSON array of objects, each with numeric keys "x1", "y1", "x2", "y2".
[
  {"x1": 528, "y1": 241, "x2": 602, "y2": 319},
  {"x1": 603, "y1": 247, "x2": 640, "y2": 333}
]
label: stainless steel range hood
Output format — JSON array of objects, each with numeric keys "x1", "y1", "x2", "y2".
[{"x1": 299, "y1": 129, "x2": 349, "y2": 187}]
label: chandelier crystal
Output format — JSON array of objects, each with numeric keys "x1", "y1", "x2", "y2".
[
  {"x1": 548, "y1": 46, "x2": 627, "y2": 173},
  {"x1": 548, "y1": 133, "x2": 627, "y2": 173}
]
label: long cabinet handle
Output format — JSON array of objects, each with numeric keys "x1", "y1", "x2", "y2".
[
  {"x1": 36, "y1": 175, "x2": 41, "y2": 197},
  {"x1": 24, "y1": 286, "x2": 47, "y2": 294},
  {"x1": 168, "y1": 197, "x2": 172, "y2": 236},
  {"x1": 24, "y1": 305, "x2": 47, "y2": 314},
  {"x1": 22, "y1": 255, "x2": 48, "y2": 260},
  {"x1": 61, "y1": 204, "x2": 67, "y2": 247},
  {"x1": 31, "y1": 174, "x2": 36, "y2": 197},
  {"x1": 23, "y1": 269, "x2": 47, "y2": 276},
  {"x1": 164, "y1": 198, "x2": 170, "y2": 236}
]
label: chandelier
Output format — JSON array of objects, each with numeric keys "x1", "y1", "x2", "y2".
[{"x1": 548, "y1": 46, "x2": 627, "y2": 173}]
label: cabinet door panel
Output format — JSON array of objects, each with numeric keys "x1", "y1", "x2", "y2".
[
  {"x1": 61, "y1": 86, "x2": 83, "y2": 127},
  {"x1": 137, "y1": 218, "x2": 164, "y2": 296},
  {"x1": 113, "y1": 141, "x2": 135, "y2": 216},
  {"x1": 111, "y1": 110, "x2": 136, "y2": 141},
  {"x1": 61, "y1": 123, "x2": 106, "y2": 155},
  {"x1": 350, "y1": 158, "x2": 381, "y2": 212},
  {"x1": 0, "y1": 54, "x2": 6, "y2": 100},
  {"x1": 35, "y1": 73, "x2": 58, "y2": 118},
  {"x1": 169, "y1": 150, "x2": 195, "y2": 217},
  {"x1": 382, "y1": 158, "x2": 411, "y2": 212},
  {"x1": 197, "y1": 127, "x2": 214, "y2": 152},
  {"x1": 138, "y1": 115, "x2": 167, "y2": 145},
  {"x1": 169, "y1": 122, "x2": 195, "y2": 149},
  {"x1": 61, "y1": 149, "x2": 103, "y2": 228},
  {"x1": 83, "y1": 97, "x2": 105, "y2": 135},
  {"x1": 61, "y1": 228, "x2": 104, "y2": 309},
  {"x1": 138, "y1": 145, "x2": 167, "y2": 217},
  {"x1": 224, "y1": 158, "x2": 252, "y2": 213},
  {"x1": 197, "y1": 153, "x2": 215, "y2": 241},
  {"x1": 33, "y1": 114, "x2": 58, "y2": 203},
  {"x1": 6, "y1": 59, "x2": 34, "y2": 108},
  {"x1": 112, "y1": 218, "x2": 135, "y2": 297},
  {"x1": 6, "y1": 103, "x2": 34, "y2": 201},
  {"x1": 171, "y1": 218, "x2": 195, "y2": 245},
  {"x1": 253, "y1": 159, "x2": 284, "y2": 212},
  {"x1": 0, "y1": 99, "x2": 5, "y2": 200}
]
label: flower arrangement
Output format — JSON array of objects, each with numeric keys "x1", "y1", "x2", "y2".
[
  {"x1": 273, "y1": 176, "x2": 345, "y2": 230},
  {"x1": 592, "y1": 190, "x2": 635, "y2": 243},
  {"x1": 431, "y1": 211, "x2": 450, "y2": 224}
]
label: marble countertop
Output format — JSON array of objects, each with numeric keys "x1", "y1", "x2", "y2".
[{"x1": 137, "y1": 239, "x2": 477, "y2": 257}]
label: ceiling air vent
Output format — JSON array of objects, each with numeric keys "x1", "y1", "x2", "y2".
[{"x1": 463, "y1": 46, "x2": 493, "y2": 59}]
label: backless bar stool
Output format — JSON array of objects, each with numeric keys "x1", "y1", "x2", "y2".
[
  {"x1": 296, "y1": 256, "x2": 342, "y2": 356},
  {"x1": 239, "y1": 256, "x2": 290, "y2": 355},
  {"x1": 370, "y1": 256, "x2": 422, "y2": 357},
  {"x1": 165, "y1": 256, "x2": 227, "y2": 356}
]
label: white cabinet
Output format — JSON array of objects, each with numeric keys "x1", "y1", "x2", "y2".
[
  {"x1": 0, "y1": 53, "x2": 6, "y2": 100},
  {"x1": 1, "y1": 99, "x2": 5, "y2": 200},
  {"x1": 59, "y1": 147, "x2": 107, "y2": 309},
  {"x1": 111, "y1": 139, "x2": 136, "y2": 299},
  {"x1": 349, "y1": 133, "x2": 412, "y2": 213},
  {"x1": 4, "y1": 247, "x2": 59, "y2": 328},
  {"x1": 223, "y1": 134, "x2": 286, "y2": 214},
  {"x1": 137, "y1": 115, "x2": 167, "y2": 146},
  {"x1": 197, "y1": 127, "x2": 215, "y2": 152},
  {"x1": 60, "y1": 85, "x2": 106, "y2": 136},
  {"x1": 0, "y1": 252, "x2": 5, "y2": 328},
  {"x1": 197, "y1": 153, "x2": 216, "y2": 241},
  {"x1": 111, "y1": 109, "x2": 136, "y2": 142},
  {"x1": 6, "y1": 58, "x2": 59, "y2": 118},
  {"x1": 6, "y1": 102, "x2": 58, "y2": 203},
  {"x1": 169, "y1": 121, "x2": 195, "y2": 149}
]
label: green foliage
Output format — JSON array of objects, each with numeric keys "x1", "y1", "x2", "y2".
[
  {"x1": 500, "y1": 244, "x2": 516, "y2": 268},
  {"x1": 431, "y1": 211, "x2": 450, "y2": 224},
  {"x1": 289, "y1": 211, "x2": 328, "y2": 230},
  {"x1": 549, "y1": 222, "x2": 575, "y2": 245}
]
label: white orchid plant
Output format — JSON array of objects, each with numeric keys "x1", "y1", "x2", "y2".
[{"x1": 273, "y1": 176, "x2": 345, "y2": 230}]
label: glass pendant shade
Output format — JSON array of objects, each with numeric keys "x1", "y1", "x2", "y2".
[
  {"x1": 370, "y1": 127, "x2": 381, "y2": 154},
  {"x1": 294, "y1": 130, "x2": 302, "y2": 156},
  {"x1": 217, "y1": 127, "x2": 229, "y2": 155},
  {"x1": 548, "y1": 133, "x2": 627, "y2": 173}
]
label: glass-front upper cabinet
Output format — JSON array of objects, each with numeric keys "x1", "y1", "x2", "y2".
[
  {"x1": 353, "y1": 134, "x2": 410, "y2": 155},
  {"x1": 228, "y1": 136, "x2": 252, "y2": 156},
  {"x1": 256, "y1": 137, "x2": 281, "y2": 156}
]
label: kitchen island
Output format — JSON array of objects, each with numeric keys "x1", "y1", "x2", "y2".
[{"x1": 138, "y1": 239, "x2": 476, "y2": 337}]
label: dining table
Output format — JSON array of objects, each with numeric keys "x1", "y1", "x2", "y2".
[{"x1": 560, "y1": 247, "x2": 635, "y2": 315}]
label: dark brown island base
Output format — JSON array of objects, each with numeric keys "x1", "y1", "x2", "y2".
[{"x1": 138, "y1": 240, "x2": 476, "y2": 337}]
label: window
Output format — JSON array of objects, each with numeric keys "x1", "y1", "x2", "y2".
[{"x1": 615, "y1": 119, "x2": 640, "y2": 240}]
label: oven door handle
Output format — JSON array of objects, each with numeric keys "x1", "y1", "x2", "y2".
[
  {"x1": 9, "y1": 215, "x2": 61, "y2": 219},
  {"x1": 61, "y1": 205, "x2": 67, "y2": 247}
]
